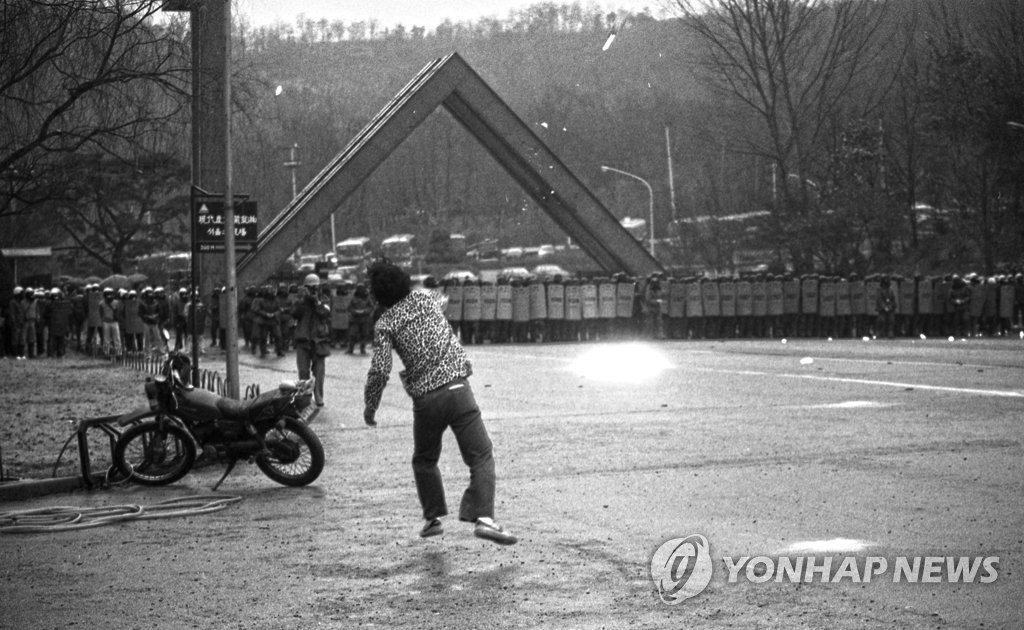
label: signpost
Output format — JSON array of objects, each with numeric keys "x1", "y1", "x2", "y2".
[
  {"x1": 189, "y1": 188, "x2": 258, "y2": 383},
  {"x1": 193, "y1": 196, "x2": 258, "y2": 252}
]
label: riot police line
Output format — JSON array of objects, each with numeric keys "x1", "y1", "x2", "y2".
[
  {"x1": 422, "y1": 272, "x2": 1024, "y2": 344},
  {"x1": 9, "y1": 269, "x2": 1018, "y2": 360}
]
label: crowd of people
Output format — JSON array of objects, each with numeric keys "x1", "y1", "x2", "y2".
[
  {"x1": 0, "y1": 283, "x2": 199, "y2": 360},
  {"x1": 4, "y1": 269, "x2": 1022, "y2": 360},
  {"x1": 214, "y1": 277, "x2": 375, "y2": 359}
]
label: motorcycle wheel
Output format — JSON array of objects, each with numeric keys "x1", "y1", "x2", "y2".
[
  {"x1": 113, "y1": 420, "x2": 197, "y2": 486},
  {"x1": 255, "y1": 417, "x2": 325, "y2": 486}
]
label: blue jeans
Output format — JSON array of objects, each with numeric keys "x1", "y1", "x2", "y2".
[{"x1": 411, "y1": 379, "x2": 495, "y2": 522}]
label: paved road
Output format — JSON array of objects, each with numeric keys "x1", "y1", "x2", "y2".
[{"x1": 2, "y1": 338, "x2": 1022, "y2": 629}]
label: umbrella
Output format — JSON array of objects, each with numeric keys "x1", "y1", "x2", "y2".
[
  {"x1": 56, "y1": 275, "x2": 82, "y2": 288},
  {"x1": 127, "y1": 273, "x2": 148, "y2": 289},
  {"x1": 100, "y1": 274, "x2": 131, "y2": 290}
]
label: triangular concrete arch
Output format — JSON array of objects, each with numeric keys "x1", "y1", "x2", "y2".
[{"x1": 237, "y1": 52, "x2": 662, "y2": 288}]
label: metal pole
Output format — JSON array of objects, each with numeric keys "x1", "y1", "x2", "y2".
[
  {"x1": 665, "y1": 124, "x2": 677, "y2": 224},
  {"x1": 222, "y1": 0, "x2": 239, "y2": 399},
  {"x1": 189, "y1": 186, "x2": 200, "y2": 384},
  {"x1": 601, "y1": 165, "x2": 655, "y2": 258}
]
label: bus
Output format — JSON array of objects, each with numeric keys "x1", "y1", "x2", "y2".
[
  {"x1": 335, "y1": 236, "x2": 373, "y2": 266},
  {"x1": 132, "y1": 251, "x2": 190, "y2": 287},
  {"x1": 381, "y1": 234, "x2": 418, "y2": 269}
]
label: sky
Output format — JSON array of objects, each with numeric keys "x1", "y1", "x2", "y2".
[{"x1": 235, "y1": 0, "x2": 672, "y2": 30}]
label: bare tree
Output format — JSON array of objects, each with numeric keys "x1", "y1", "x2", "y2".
[
  {"x1": 0, "y1": 0, "x2": 189, "y2": 216},
  {"x1": 53, "y1": 151, "x2": 190, "y2": 274},
  {"x1": 673, "y1": 0, "x2": 894, "y2": 271}
]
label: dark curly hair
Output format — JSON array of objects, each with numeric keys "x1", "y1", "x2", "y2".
[{"x1": 366, "y1": 259, "x2": 411, "y2": 309}]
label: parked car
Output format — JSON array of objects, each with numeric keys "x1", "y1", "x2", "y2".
[
  {"x1": 327, "y1": 265, "x2": 361, "y2": 285},
  {"x1": 410, "y1": 273, "x2": 433, "y2": 289},
  {"x1": 537, "y1": 244, "x2": 556, "y2": 258},
  {"x1": 497, "y1": 266, "x2": 532, "y2": 282},
  {"x1": 501, "y1": 246, "x2": 524, "y2": 260},
  {"x1": 297, "y1": 254, "x2": 321, "y2": 274},
  {"x1": 443, "y1": 269, "x2": 478, "y2": 283},
  {"x1": 532, "y1": 264, "x2": 573, "y2": 280}
]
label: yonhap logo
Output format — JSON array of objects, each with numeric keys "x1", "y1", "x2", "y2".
[{"x1": 650, "y1": 534, "x2": 714, "y2": 604}]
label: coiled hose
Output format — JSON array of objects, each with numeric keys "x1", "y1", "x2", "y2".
[{"x1": 0, "y1": 494, "x2": 242, "y2": 534}]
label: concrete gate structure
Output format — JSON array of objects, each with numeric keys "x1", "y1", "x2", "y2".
[{"x1": 236, "y1": 53, "x2": 663, "y2": 288}]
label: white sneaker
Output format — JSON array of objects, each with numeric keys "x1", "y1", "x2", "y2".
[{"x1": 474, "y1": 519, "x2": 518, "y2": 545}]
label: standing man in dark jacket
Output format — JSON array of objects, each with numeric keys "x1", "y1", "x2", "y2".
[
  {"x1": 347, "y1": 283, "x2": 373, "y2": 354},
  {"x1": 46, "y1": 288, "x2": 73, "y2": 357},
  {"x1": 362, "y1": 260, "x2": 518, "y2": 546},
  {"x1": 293, "y1": 274, "x2": 331, "y2": 407},
  {"x1": 139, "y1": 287, "x2": 167, "y2": 355}
]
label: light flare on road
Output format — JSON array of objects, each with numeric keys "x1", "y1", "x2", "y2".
[
  {"x1": 567, "y1": 343, "x2": 673, "y2": 384},
  {"x1": 782, "y1": 538, "x2": 874, "y2": 554}
]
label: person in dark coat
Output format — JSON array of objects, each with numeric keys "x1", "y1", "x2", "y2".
[{"x1": 46, "y1": 288, "x2": 73, "y2": 357}]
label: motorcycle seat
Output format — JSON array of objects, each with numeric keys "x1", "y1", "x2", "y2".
[{"x1": 216, "y1": 398, "x2": 251, "y2": 421}]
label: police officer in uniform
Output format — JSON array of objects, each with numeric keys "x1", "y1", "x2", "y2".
[
  {"x1": 479, "y1": 279, "x2": 497, "y2": 344},
  {"x1": 461, "y1": 279, "x2": 482, "y2": 345},
  {"x1": 494, "y1": 277, "x2": 513, "y2": 343},
  {"x1": 702, "y1": 277, "x2": 720, "y2": 338},
  {"x1": 580, "y1": 276, "x2": 599, "y2": 341},
  {"x1": 686, "y1": 277, "x2": 704, "y2": 339},
  {"x1": 948, "y1": 275, "x2": 971, "y2": 337},
  {"x1": 564, "y1": 277, "x2": 582, "y2": 342},
  {"x1": 545, "y1": 275, "x2": 566, "y2": 342},
  {"x1": 615, "y1": 273, "x2": 636, "y2": 339},
  {"x1": 597, "y1": 276, "x2": 617, "y2": 340},
  {"x1": 667, "y1": 275, "x2": 686, "y2": 340},
  {"x1": 818, "y1": 275, "x2": 836, "y2": 339},
  {"x1": 511, "y1": 277, "x2": 530, "y2": 343},
  {"x1": 767, "y1": 274, "x2": 784, "y2": 339},
  {"x1": 800, "y1": 274, "x2": 819, "y2": 338},
  {"x1": 528, "y1": 276, "x2": 548, "y2": 342},
  {"x1": 849, "y1": 273, "x2": 866, "y2": 338},
  {"x1": 445, "y1": 278, "x2": 464, "y2": 339}
]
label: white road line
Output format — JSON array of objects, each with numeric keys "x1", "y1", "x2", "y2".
[
  {"x1": 700, "y1": 368, "x2": 1024, "y2": 398},
  {"x1": 688, "y1": 348, "x2": 1024, "y2": 371}
]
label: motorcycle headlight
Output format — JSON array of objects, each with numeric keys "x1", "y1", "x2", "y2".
[{"x1": 145, "y1": 378, "x2": 166, "y2": 410}]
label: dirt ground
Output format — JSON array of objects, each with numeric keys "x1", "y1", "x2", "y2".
[
  {"x1": 1, "y1": 340, "x2": 1022, "y2": 629},
  {"x1": 0, "y1": 355, "x2": 141, "y2": 481}
]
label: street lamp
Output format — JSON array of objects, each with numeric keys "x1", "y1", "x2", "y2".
[{"x1": 601, "y1": 165, "x2": 655, "y2": 257}]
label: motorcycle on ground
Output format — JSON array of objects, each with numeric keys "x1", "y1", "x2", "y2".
[{"x1": 112, "y1": 352, "x2": 325, "y2": 490}]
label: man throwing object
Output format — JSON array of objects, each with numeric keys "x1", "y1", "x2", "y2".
[{"x1": 362, "y1": 260, "x2": 518, "y2": 546}]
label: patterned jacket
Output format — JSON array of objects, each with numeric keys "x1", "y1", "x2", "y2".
[{"x1": 364, "y1": 291, "x2": 472, "y2": 413}]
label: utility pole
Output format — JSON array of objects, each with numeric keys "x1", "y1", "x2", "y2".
[
  {"x1": 665, "y1": 124, "x2": 677, "y2": 224},
  {"x1": 221, "y1": 0, "x2": 239, "y2": 399},
  {"x1": 284, "y1": 143, "x2": 300, "y2": 200},
  {"x1": 164, "y1": 0, "x2": 238, "y2": 397}
]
